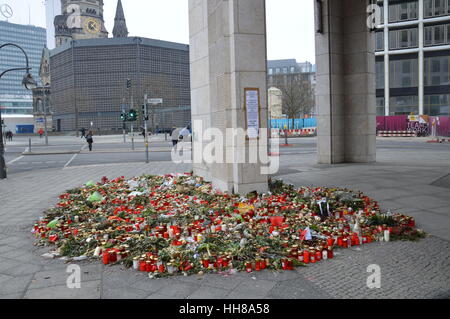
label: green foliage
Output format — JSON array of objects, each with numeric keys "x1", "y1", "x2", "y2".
[{"x1": 367, "y1": 215, "x2": 398, "y2": 227}]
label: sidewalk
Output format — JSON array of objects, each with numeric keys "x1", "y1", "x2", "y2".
[{"x1": 0, "y1": 160, "x2": 449, "y2": 299}]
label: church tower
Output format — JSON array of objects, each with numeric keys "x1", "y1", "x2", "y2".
[
  {"x1": 54, "y1": 0, "x2": 108, "y2": 47},
  {"x1": 113, "y1": 0, "x2": 128, "y2": 38}
]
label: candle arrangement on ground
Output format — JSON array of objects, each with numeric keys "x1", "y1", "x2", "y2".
[{"x1": 33, "y1": 174, "x2": 425, "y2": 278}]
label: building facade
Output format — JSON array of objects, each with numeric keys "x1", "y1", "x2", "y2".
[
  {"x1": 50, "y1": 37, "x2": 191, "y2": 132},
  {"x1": 0, "y1": 21, "x2": 46, "y2": 116},
  {"x1": 375, "y1": 0, "x2": 450, "y2": 116},
  {"x1": 267, "y1": 59, "x2": 317, "y2": 118},
  {"x1": 267, "y1": 59, "x2": 316, "y2": 87}
]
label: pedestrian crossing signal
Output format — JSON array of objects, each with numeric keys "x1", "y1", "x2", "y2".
[{"x1": 120, "y1": 113, "x2": 127, "y2": 122}]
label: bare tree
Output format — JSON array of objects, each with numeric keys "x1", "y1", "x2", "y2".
[{"x1": 271, "y1": 74, "x2": 315, "y2": 127}]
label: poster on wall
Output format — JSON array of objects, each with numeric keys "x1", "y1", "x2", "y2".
[{"x1": 245, "y1": 88, "x2": 260, "y2": 139}]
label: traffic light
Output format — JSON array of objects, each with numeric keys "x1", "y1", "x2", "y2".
[
  {"x1": 120, "y1": 112, "x2": 127, "y2": 122},
  {"x1": 128, "y1": 109, "x2": 137, "y2": 122},
  {"x1": 126, "y1": 79, "x2": 132, "y2": 89},
  {"x1": 141, "y1": 104, "x2": 149, "y2": 121}
]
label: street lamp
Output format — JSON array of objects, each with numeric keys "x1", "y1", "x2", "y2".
[{"x1": 0, "y1": 43, "x2": 36, "y2": 179}]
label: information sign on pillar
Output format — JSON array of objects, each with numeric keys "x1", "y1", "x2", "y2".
[{"x1": 244, "y1": 88, "x2": 261, "y2": 140}]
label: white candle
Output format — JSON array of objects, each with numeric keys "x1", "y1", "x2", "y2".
[
  {"x1": 322, "y1": 250, "x2": 328, "y2": 260},
  {"x1": 384, "y1": 230, "x2": 390, "y2": 242},
  {"x1": 93, "y1": 247, "x2": 102, "y2": 257}
]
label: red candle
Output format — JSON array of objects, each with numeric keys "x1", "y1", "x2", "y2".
[
  {"x1": 287, "y1": 259, "x2": 294, "y2": 271},
  {"x1": 327, "y1": 249, "x2": 334, "y2": 259},
  {"x1": 342, "y1": 238, "x2": 348, "y2": 248},
  {"x1": 102, "y1": 251, "x2": 110, "y2": 265},
  {"x1": 158, "y1": 264, "x2": 165, "y2": 273},
  {"x1": 109, "y1": 251, "x2": 117, "y2": 263},
  {"x1": 315, "y1": 250, "x2": 322, "y2": 262},
  {"x1": 310, "y1": 254, "x2": 316, "y2": 264},
  {"x1": 327, "y1": 237, "x2": 334, "y2": 247},
  {"x1": 303, "y1": 250, "x2": 310, "y2": 264},
  {"x1": 261, "y1": 260, "x2": 267, "y2": 270},
  {"x1": 255, "y1": 260, "x2": 261, "y2": 271},
  {"x1": 139, "y1": 260, "x2": 146, "y2": 272},
  {"x1": 337, "y1": 237, "x2": 344, "y2": 247},
  {"x1": 245, "y1": 262, "x2": 253, "y2": 273}
]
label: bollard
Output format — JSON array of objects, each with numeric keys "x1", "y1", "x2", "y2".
[
  {"x1": 132, "y1": 137, "x2": 135, "y2": 151},
  {"x1": 29, "y1": 138, "x2": 32, "y2": 153}
]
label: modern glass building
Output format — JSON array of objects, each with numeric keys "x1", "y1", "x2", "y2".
[
  {"x1": 0, "y1": 21, "x2": 46, "y2": 115},
  {"x1": 50, "y1": 37, "x2": 191, "y2": 132},
  {"x1": 375, "y1": 0, "x2": 450, "y2": 116}
]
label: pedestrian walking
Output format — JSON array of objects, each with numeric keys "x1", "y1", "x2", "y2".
[
  {"x1": 86, "y1": 131, "x2": 94, "y2": 151},
  {"x1": 80, "y1": 127, "x2": 86, "y2": 139},
  {"x1": 171, "y1": 127, "x2": 181, "y2": 147},
  {"x1": 8, "y1": 131, "x2": 13, "y2": 141},
  {"x1": 38, "y1": 128, "x2": 44, "y2": 138},
  {"x1": 179, "y1": 125, "x2": 191, "y2": 142}
]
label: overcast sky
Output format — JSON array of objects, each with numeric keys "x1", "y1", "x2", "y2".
[{"x1": 3, "y1": 0, "x2": 316, "y2": 63}]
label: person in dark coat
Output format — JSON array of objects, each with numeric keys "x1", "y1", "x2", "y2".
[
  {"x1": 80, "y1": 128, "x2": 86, "y2": 139},
  {"x1": 86, "y1": 131, "x2": 94, "y2": 151}
]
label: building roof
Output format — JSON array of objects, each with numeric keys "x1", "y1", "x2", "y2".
[
  {"x1": 113, "y1": 0, "x2": 129, "y2": 38},
  {"x1": 50, "y1": 37, "x2": 189, "y2": 57},
  {"x1": 267, "y1": 59, "x2": 299, "y2": 69}
]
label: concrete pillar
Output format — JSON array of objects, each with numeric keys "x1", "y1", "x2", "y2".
[
  {"x1": 384, "y1": 0, "x2": 390, "y2": 116},
  {"x1": 189, "y1": 0, "x2": 269, "y2": 194},
  {"x1": 418, "y1": 0, "x2": 425, "y2": 115},
  {"x1": 315, "y1": 0, "x2": 376, "y2": 164}
]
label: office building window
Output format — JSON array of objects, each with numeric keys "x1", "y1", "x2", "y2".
[
  {"x1": 376, "y1": 32, "x2": 384, "y2": 51},
  {"x1": 389, "y1": 1, "x2": 418, "y2": 22},
  {"x1": 268, "y1": 68, "x2": 273, "y2": 75},
  {"x1": 425, "y1": 94, "x2": 450, "y2": 115},
  {"x1": 283, "y1": 67, "x2": 288, "y2": 74},
  {"x1": 448, "y1": 24, "x2": 450, "y2": 42},
  {"x1": 290, "y1": 67, "x2": 295, "y2": 73},
  {"x1": 424, "y1": 56, "x2": 450, "y2": 86},
  {"x1": 389, "y1": 28, "x2": 418, "y2": 50},
  {"x1": 389, "y1": 96, "x2": 419, "y2": 115},
  {"x1": 424, "y1": 0, "x2": 449, "y2": 17},
  {"x1": 425, "y1": 26, "x2": 433, "y2": 46},
  {"x1": 435, "y1": 0, "x2": 446, "y2": 15},
  {"x1": 376, "y1": 60, "x2": 385, "y2": 89},
  {"x1": 435, "y1": 25, "x2": 445, "y2": 44},
  {"x1": 425, "y1": 24, "x2": 450, "y2": 46},
  {"x1": 376, "y1": 97, "x2": 385, "y2": 116},
  {"x1": 390, "y1": 58, "x2": 418, "y2": 88}
]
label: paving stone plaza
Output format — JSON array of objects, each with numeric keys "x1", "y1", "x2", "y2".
[{"x1": 0, "y1": 135, "x2": 449, "y2": 299}]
